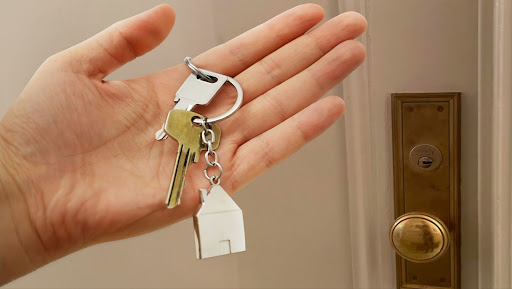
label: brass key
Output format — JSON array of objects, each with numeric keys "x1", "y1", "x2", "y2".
[{"x1": 164, "y1": 109, "x2": 221, "y2": 208}]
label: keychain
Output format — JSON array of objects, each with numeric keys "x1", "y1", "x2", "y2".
[
  {"x1": 155, "y1": 57, "x2": 246, "y2": 259},
  {"x1": 194, "y1": 121, "x2": 245, "y2": 259},
  {"x1": 155, "y1": 57, "x2": 243, "y2": 209}
]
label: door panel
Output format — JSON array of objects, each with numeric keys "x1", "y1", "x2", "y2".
[{"x1": 341, "y1": 0, "x2": 478, "y2": 287}]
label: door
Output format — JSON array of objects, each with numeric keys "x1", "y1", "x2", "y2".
[{"x1": 341, "y1": 0, "x2": 512, "y2": 288}]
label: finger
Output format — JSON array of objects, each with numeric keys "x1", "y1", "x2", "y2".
[
  {"x1": 224, "y1": 40, "x2": 366, "y2": 146},
  {"x1": 187, "y1": 11, "x2": 364, "y2": 129},
  {"x1": 193, "y1": 3, "x2": 325, "y2": 76},
  {"x1": 237, "y1": 11, "x2": 366, "y2": 105},
  {"x1": 148, "y1": 3, "x2": 325, "y2": 84},
  {"x1": 226, "y1": 96, "x2": 345, "y2": 192},
  {"x1": 57, "y1": 4, "x2": 175, "y2": 79}
]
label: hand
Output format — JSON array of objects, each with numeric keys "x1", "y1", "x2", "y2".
[{"x1": 0, "y1": 3, "x2": 366, "y2": 283}]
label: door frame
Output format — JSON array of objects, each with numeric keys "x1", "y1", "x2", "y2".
[
  {"x1": 477, "y1": 0, "x2": 512, "y2": 287},
  {"x1": 338, "y1": 0, "x2": 396, "y2": 287},
  {"x1": 339, "y1": 0, "x2": 512, "y2": 287}
]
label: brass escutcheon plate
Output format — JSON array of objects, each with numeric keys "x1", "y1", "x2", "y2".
[{"x1": 391, "y1": 93, "x2": 460, "y2": 289}]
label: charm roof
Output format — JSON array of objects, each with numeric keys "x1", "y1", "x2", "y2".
[{"x1": 196, "y1": 185, "x2": 241, "y2": 215}]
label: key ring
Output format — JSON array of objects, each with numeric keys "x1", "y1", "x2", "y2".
[
  {"x1": 185, "y1": 57, "x2": 215, "y2": 83},
  {"x1": 184, "y1": 57, "x2": 244, "y2": 124}
]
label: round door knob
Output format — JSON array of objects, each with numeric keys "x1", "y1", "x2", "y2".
[{"x1": 389, "y1": 212, "x2": 450, "y2": 263}]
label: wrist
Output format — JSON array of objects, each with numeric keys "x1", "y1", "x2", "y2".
[{"x1": 0, "y1": 130, "x2": 48, "y2": 285}]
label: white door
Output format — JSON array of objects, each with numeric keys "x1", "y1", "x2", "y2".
[
  {"x1": 2, "y1": 0, "x2": 510, "y2": 288},
  {"x1": 341, "y1": 0, "x2": 512, "y2": 288}
]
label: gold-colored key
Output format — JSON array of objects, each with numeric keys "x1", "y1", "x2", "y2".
[{"x1": 165, "y1": 109, "x2": 221, "y2": 208}]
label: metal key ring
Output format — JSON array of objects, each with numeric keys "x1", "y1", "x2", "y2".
[
  {"x1": 184, "y1": 58, "x2": 244, "y2": 124},
  {"x1": 184, "y1": 57, "x2": 215, "y2": 83}
]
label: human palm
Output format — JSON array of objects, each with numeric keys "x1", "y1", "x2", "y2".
[{"x1": 0, "y1": 4, "x2": 366, "y2": 264}]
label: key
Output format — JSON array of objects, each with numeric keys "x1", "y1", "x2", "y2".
[
  {"x1": 164, "y1": 109, "x2": 221, "y2": 208},
  {"x1": 155, "y1": 70, "x2": 228, "y2": 141},
  {"x1": 155, "y1": 123, "x2": 169, "y2": 140},
  {"x1": 174, "y1": 70, "x2": 228, "y2": 110}
]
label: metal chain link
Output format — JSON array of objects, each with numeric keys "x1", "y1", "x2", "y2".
[{"x1": 200, "y1": 118, "x2": 223, "y2": 185}]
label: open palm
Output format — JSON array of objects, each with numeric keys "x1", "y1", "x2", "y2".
[{"x1": 0, "y1": 4, "x2": 366, "y2": 263}]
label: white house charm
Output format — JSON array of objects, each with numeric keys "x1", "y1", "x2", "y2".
[{"x1": 194, "y1": 185, "x2": 246, "y2": 259}]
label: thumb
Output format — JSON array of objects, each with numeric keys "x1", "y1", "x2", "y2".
[{"x1": 57, "y1": 4, "x2": 175, "y2": 79}]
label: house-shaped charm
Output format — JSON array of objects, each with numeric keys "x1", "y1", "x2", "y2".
[{"x1": 193, "y1": 185, "x2": 246, "y2": 259}]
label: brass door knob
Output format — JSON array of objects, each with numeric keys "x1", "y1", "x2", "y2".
[{"x1": 389, "y1": 212, "x2": 450, "y2": 263}]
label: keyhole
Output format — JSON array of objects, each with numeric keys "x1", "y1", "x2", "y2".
[{"x1": 418, "y1": 157, "x2": 433, "y2": 168}]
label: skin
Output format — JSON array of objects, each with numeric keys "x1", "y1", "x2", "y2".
[{"x1": 0, "y1": 3, "x2": 367, "y2": 285}]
